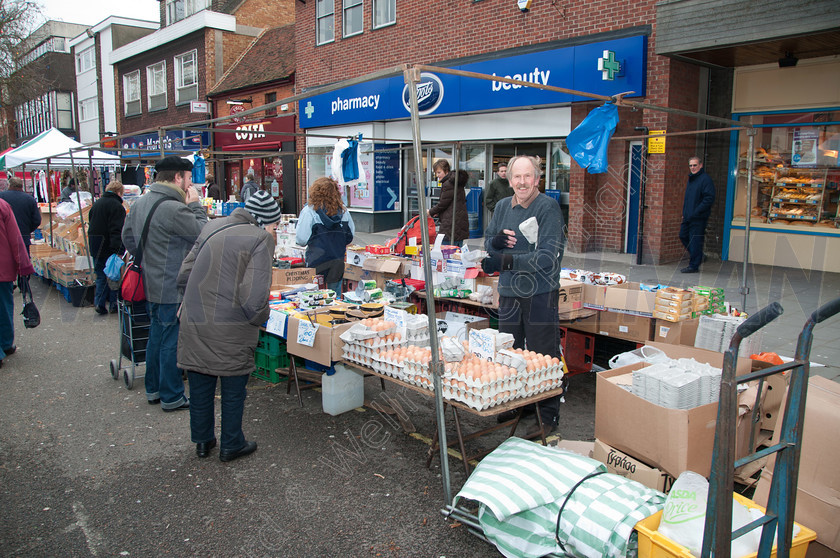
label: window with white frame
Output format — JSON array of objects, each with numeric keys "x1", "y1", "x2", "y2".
[
  {"x1": 76, "y1": 47, "x2": 95, "y2": 74},
  {"x1": 174, "y1": 50, "x2": 198, "y2": 104},
  {"x1": 316, "y1": 0, "x2": 335, "y2": 45},
  {"x1": 343, "y1": 0, "x2": 363, "y2": 37},
  {"x1": 79, "y1": 97, "x2": 97, "y2": 122},
  {"x1": 124, "y1": 70, "x2": 141, "y2": 116},
  {"x1": 165, "y1": 0, "x2": 210, "y2": 25},
  {"x1": 56, "y1": 92, "x2": 73, "y2": 130},
  {"x1": 147, "y1": 61, "x2": 167, "y2": 111},
  {"x1": 373, "y1": 0, "x2": 395, "y2": 28}
]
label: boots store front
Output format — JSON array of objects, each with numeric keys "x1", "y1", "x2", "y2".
[
  {"x1": 725, "y1": 56, "x2": 840, "y2": 273},
  {"x1": 298, "y1": 35, "x2": 647, "y2": 234}
]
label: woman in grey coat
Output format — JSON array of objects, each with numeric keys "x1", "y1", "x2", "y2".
[{"x1": 176, "y1": 190, "x2": 282, "y2": 462}]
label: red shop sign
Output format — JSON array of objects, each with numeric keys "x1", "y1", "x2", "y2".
[{"x1": 214, "y1": 115, "x2": 296, "y2": 151}]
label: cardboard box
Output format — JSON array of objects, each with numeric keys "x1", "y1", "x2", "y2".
[
  {"x1": 558, "y1": 279, "x2": 584, "y2": 314},
  {"x1": 593, "y1": 439, "x2": 675, "y2": 493},
  {"x1": 653, "y1": 318, "x2": 700, "y2": 346},
  {"x1": 272, "y1": 267, "x2": 315, "y2": 287},
  {"x1": 553, "y1": 440, "x2": 595, "y2": 458},
  {"x1": 753, "y1": 376, "x2": 840, "y2": 552},
  {"x1": 597, "y1": 311, "x2": 653, "y2": 343},
  {"x1": 603, "y1": 282, "x2": 657, "y2": 316},
  {"x1": 808, "y1": 543, "x2": 840, "y2": 558},
  {"x1": 594, "y1": 342, "x2": 752, "y2": 478},
  {"x1": 285, "y1": 311, "x2": 354, "y2": 367},
  {"x1": 560, "y1": 311, "x2": 599, "y2": 334},
  {"x1": 582, "y1": 283, "x2": 609, "y2": 310},
  {"x1": 652, "y1": 309, "x2": 692, "y2": 322},
  {"x1": 558, "y1": 307, "x2": 596, "y2": 321}
]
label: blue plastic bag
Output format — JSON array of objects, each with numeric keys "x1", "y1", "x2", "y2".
[
  {"x1": 565, "y1": 102, "x2": 619, "y2": 174},
  {"x1": 104, "y1": 253, "x2": 124, "y2": 281}
]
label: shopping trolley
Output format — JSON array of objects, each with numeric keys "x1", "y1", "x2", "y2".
[{"x1": 109, "y1": 297, "x2": 151, "y2": 389}]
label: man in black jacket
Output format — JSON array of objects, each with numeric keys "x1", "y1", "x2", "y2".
[
  {"x1": 88, "y1": 181, "x2": 126, "y2": 314},
  {"x1": 0, "y1": 178, "x2": 41, "y2": 255},
  {"x1": 679, "y1": 156, "x2": 715, "y2": 273}
]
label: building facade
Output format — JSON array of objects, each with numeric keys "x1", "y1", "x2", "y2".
[
  {"x1": 292, "y1": 0, "x2": 838, "y2": 271},
  {"x1": 69, "y1": 17, "x2": 158, "y2": 147},
  {"x1": 110, "y1": 0, "x2": 294, "y2": 186}
]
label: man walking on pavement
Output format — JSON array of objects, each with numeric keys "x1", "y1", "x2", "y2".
[
  {"x1": 0, "y1": 177, "x2": 41, "y2": 255},
  {"x1": 679, "y1": 156, "x2": 715, "y2": 273},
  {"x1": 484, "y1": 164, "x2": 513, "y2": 215},
  {"x1": 122, "y1": 156, "x2": 208, "y2": 411}
]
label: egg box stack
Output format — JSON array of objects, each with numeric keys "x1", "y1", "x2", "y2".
[
  {"x1": 653, "y1": 288, "x2": 694, "y2": 322},
  {"x1": 498, "y1": 348, "x2": 565, "y2": 398},
  {"x1": 340, "y1": 318, "x2": 405, "y2": 371},
  {"x1": 631, "y1": 357, "x2": 722, "y2": 409}
]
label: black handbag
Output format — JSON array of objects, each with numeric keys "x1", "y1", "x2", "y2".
[{"x1": 18, "y1": 275, "x2": 40, "y2": 329}]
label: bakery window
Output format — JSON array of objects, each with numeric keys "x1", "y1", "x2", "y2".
[{"x1": 731, "y1": 110, "x2": 840, "y2": 232}]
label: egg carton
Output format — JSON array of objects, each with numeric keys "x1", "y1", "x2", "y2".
[
  {"x1": 443, "y1": 366, "x2": 524, "y2": 395},
  {"x1": 442, "y1": 384, "x2": 519, "y2": 411},
  {"x1": 521, "y1": 375, "x2": 565, "y2": 398},
  {"x1": 344, "y1": 334, "x2": 406, "y2": 350},
  {"x1": 343, "y1": 351, "x2": 374, "y2": 368}
]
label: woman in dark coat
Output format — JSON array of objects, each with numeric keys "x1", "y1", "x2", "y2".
[
  {"x1": 428, "y1": 159, "x2": 470, "y2": 246},
  {"x1": 87, "y1": 181, "x2": 125, "y2": 314},
  {"x1": 176, "y1": 190, "x2": 282, "y2": 462}
]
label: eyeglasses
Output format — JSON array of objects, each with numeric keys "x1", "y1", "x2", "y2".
[{"x1": 689, "y1": 164, "x2": 700, "y2": 168}]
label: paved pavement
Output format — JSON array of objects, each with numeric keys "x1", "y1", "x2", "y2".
[{"x1": 355, "y1": 228, "x2": 840, "y2": 382}]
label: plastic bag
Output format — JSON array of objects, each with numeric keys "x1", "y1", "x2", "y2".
[
  {"x1": 608, "y1": 345, "x2": 668, "y2": 369},
  {"x1": 565, "y1": 102, "x2": 619, "y2": 174},
  {"x1": 55, "y1": 192, "x2": 93, "y2": 219},
  {"x1": 104, "y1": 253, "x2": 124, "y2": 282}
]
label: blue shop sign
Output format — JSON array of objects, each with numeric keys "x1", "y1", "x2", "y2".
[
  {"x1": 120, "y1": 130, "x2": 210, "y2": 158},
  {"x1": 300, "y1": 35, "x2": 646, "y2": 129}
]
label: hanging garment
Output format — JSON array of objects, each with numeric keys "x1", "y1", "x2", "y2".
[{"x1": 330, "y1": 138, "x2": 366, "y2": 188}]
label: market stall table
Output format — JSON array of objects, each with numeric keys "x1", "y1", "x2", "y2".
[{"x1": 341, "y1": 360, "x2": 564, "y2": 475}]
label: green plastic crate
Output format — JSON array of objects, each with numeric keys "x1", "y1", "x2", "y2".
[
  {"x1": 252, "y1": 366, "x2": 286, "y2": 384},
  {"x1": 257, "y1": 331, "x2": 286, "y2": 355}
]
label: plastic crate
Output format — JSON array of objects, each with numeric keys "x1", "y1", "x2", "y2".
[
  {"x1": 252, "y1": 366, "x2": 285, "y2": 384},
  {"x1": 254, "y1": 346, "x2": 290, "y2": 373},
  {"x1": 634, "y1": 493, "x2": 816, "y2": 558},
  {"x1": 257, "y1": 330, "x2": 285, "y2": 355}
]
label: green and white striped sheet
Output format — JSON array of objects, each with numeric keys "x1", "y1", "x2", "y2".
[{"x1": 454, "y1": 437, "x2": 666, "y2": 558}]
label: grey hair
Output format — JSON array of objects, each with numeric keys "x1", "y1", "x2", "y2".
[{"x1": 507, "y1": 155, "x2": 541, "y2": 180}]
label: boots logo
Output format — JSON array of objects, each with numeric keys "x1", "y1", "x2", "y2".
[{"x1": 402, "y1": 73, "x2": 444, "y2": 115}]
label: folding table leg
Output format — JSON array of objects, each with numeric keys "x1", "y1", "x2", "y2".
[
  {"x1": 288, "y1": 357, "x2": 304, "y2": 408},
  {"x1": 451, "y1": 407, "x2": 470, "y2": 476},
  {"x1": 425, "y1": 402, "x2": 446, "y2": 469}
]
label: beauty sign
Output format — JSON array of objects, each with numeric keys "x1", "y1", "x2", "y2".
[{"x1": 296, "y1": 319, "x2": 319, "y2": 347}]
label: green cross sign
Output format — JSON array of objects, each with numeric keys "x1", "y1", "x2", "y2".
[
  {"x1": 598, "y1": 50, "x2": 621, "y2": 81},
  {"x1": 304, "y1": 101, "x2": 315, "y2": 119}
]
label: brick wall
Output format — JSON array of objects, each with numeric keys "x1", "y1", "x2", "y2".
[{"x1": 233, "y1": 0, "x2": 294, "y2": 29}]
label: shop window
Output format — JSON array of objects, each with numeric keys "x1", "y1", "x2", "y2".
[
  {"x1": 175, "y1": 50, "x2": 198, "y2": 104},
  {"x1": 373, "y1": 0, "x2": 395, "y2": 28},
  {"x1": 76, "y1": 47, "x2": 94, "y2": 74},
  {"x1": 343, "y1": 0, "x2": 363, "y2": 37},
  {"x1": 124, "y1": 70, "x2": 141, "y2": 116},
  {"x1": 165, "y1": 0, "x2": 210, "y2": 25},
  {"x1": 56, "y1": 92, "x2": 73, "y2": 130},
  {"x1": 265, "y1": 92, "x2": 277, "y2": 116},
  {"x1": 732, "y1": 111, "x2": 840, "y2": 230},
  {"x1": 146, "y1": 61, "x2": 167, "y2": 111},
  {"x1": 316, "y1": 0, "x2": 335, "y2": 45}
]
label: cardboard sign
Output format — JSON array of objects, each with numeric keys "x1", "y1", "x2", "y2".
[
  {"x1": 384, "y1": 306, "x2": 408, "y2": 338},
  {"x1": 266, "y1": 309, "x2": 287, "y2": 337},
  {"x1": 296, "y1": 319, "x2": 319, "y2": 347},
  {"x1": 468, "y1": 328, "x2": 496, "y2": 362}
]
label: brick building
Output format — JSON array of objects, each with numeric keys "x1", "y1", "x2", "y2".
[
  {"x1": 110, "y1": 0, "x2": 294, "y2": 187},
  {"x1": 292, "y1": 0, "x2": 838, "y2": 270},
  {"x1": 207, "y1": 24, "x2": 296, "y2": 209}
]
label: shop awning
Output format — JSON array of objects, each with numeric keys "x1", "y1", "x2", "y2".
[{"x1": 0, "y1": 128, "x2": 119, "y2": 170}]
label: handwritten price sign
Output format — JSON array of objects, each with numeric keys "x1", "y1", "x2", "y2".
[
  {"x1": 296, "y1": 319, "x2": 319, "y2": 347},
  {"x1": 469, "y1": 329, "x2": 495, "y2": 362},
  {"x1": 384, "y1": 306, "x2": 407, "y2": 337},
  {"x1": 266, "y1": 310, "x2": 287, "y2": 337}
]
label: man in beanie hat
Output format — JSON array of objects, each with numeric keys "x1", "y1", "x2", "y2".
[
  {"x1": 176, "y1": 189, "x2": 281, "y2": 461},
  {"x1": 122, "y1": 155, "x2": 208, "y2": 412}
]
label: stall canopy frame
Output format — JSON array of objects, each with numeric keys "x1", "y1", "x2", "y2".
[{"x1": 12, "y1": 64, "x2": 759, "y2": 529}]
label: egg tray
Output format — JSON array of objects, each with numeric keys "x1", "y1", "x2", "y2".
[
  {"x1": 441, "y1": 384, "x2": 519, "y2": 411},
  {"x1": 521, "y1": 374, "x2": 565, "y2": 398},
  {"x1": 342, "y1": 333, "x2": 405, "y2": 350},
  {"x1": 339, "y1": 323, "x2": 397, "y2": 343}
]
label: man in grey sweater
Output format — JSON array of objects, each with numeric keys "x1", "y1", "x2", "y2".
[
  {"x1": 122, "y1": 156, "x2": 208, "y2": 411},
  {"x1": 483, "y1": 155, "x2": 565, "y2": 438}
]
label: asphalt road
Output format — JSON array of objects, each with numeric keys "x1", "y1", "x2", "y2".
[{"x1": 0, "y1": 279, "x2": 597, "y2": 557}]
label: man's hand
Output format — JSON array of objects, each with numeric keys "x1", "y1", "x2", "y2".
[
  {"x1": 481, "y1": 253, "x2": 513, "y2": 274},
  {"x1": 185, "y1": 186, "x2": 199, "y2": 204},
  {"x1": 490, "y1": 229, "x2": 517, "y2": 250}
]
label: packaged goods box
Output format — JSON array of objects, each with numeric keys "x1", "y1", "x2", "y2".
[
  {"x1": 559, "y1": 311, "x2": 599, "y2": 334},
  {"x1": 593, "y1": 439, "x2": 675, "y2": 493},
  {"x1": 558, "y1": 279, "x2": 583, "y2": 314},
  {"x1": 436, "y1": 311, "x2": 489, "y2": 342},
  {"x1": 285, "y1": 310, "x2": 355, "y2": 367},
  {"x1": 594, "y1": 342, "x2": 753, "y2": 478},
  {"x1": 272, "y1": 267, "x2": 315, "y2": 288},
  {"x1": 603, "y1": 281, "x2": 657, "y2": 316},
  {"x1": 753, "y1": 376, "x2": 840, "y2": 553}
]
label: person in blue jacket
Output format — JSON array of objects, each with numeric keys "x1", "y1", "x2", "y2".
[
  {"x1": 296, "y1": 177, "x2": 355, "y2": 294},
  {"x1": 679, "y1": 156, "x2": 716, "y2": 273}
]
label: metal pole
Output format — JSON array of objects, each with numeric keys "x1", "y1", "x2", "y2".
[
  {"x1": 46, "y1": 159, "x2": 55, "y2": 248},
  {"x1": 741, "y1": 130, "x2": 756, "y2": 311},
  {"x1": 634, "y1": 128, "x2": 649, "y2": 265},
  {"x1": 404, "y1": 65, "x2": 452, "y2": 505},
  {"x1": 451, "y1": 142, "x2": 460, "y2": 245},
  {"x1": 88, "y1": 149, "x2": 97, "y2": 199},
  {"x1": 68, "y1": 150, "x2": 93, "y2": 268}
]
